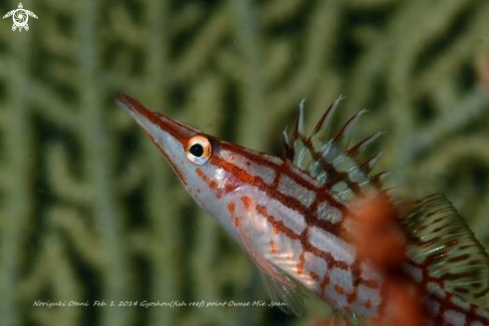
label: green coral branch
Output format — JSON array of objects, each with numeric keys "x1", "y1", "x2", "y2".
[
  {"x1": 76, "y1": 1, "x2": 131, "y2": 326},
  {"x1": 140, "y1": 3, "x2": 182, "y2": 326},
  {"x1": 0, "y1": 164, "x2": 8, "y2": 187},
  {"x1": 346, "y1": 0, "x2": 399, "y2": 8},
  {"x1": 170, "y1": 4, "x2": 204, "y2": 35},
  {"x1": 47, "y1": 144, "x2": 92, "y2": 204},
  {"x1": 404, "y1": 88, "x2": 489, "y2": 162},
  {"x1": 108, "y1": 6, "x2": 144, "y2": 47},
  {"x1": 189, "y1": 211, "x2": 221, "y2": 321},
  {"x1": 49, "y1": 205, "x2": 104, "y2": 268},
  {"x1": 0, "y1": 24, "x2": 34, "y2": 326},
  {"x1": 269, "y1": 1, "x2": 344, "y2": 117},
  {"x1": 0, "y1": 108, "x2": 8, "y2": 125},
  {"x1": 18, "y1": 247, "x2": 51, "y2": 301},
  {"x1": 42, "y1": 22, "x2": 78, "y2": 59},
  {"x1": 472, "y1": 192, "x2": 489, "y2": 242},
  {"x1": 44, "y1": 0, "x2": 80, "y2": 14},
  {"x1": 415, "y1": 135, "x2": 489, "y2": 178},
  {"x1": 41, "y1": 233, "x2": 82, "y2": 326},
  {"x1": 230, "y1": 0, "x2": 267, "y2": 149},
  {"x1": 19, "y1": 231, "x2": 82, "y2": 326},
  {"x1": 413, "y1": 3, "x2": 489, "y2": 99},
  {"x1": 116, "y1": 158, "x2": 146, "y2": 195},
  {"x1": 174, "y1": 9, "x2": 229, "y2": 83},
  {"x1": 260, "y1": 0, "x2": 304, "y2": 26},
  {"x1": 31, "y1": 83, "x2": 80, "y2": 130},
  {"x1": 143, "y1": 148, "x2": 182, "y2": 326},
  {"x1": 181, "y1": 73, "x2": 225, "y2": 133}
]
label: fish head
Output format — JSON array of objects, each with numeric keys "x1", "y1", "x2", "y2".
[{"x1": 116, "y1": 94, "x2": 250, "y2": 239}]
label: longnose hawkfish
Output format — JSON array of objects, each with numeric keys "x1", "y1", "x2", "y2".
[{"x1": 117, "y1": 94, "x2": 489, "y2": 325}]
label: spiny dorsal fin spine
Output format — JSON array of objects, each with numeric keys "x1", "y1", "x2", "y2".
[
  {"x1": 282, "y1": 97, "x2": 385, "y2": 197},
  {"x1": 291, "y1": 98, "x2": 306, "y2": 147},
  {"x1": 371, "y1": 171, "x2": 390, "y2": 188},
  {"x1": 359, "y1": 152, "x2": 384, "y2": 175},
  {"x1": 311, "y1": 95, "x2": 345, "y2": 138},
  {"x1": 346, "y1": 130, "x2": 386, "y2": 157},
  {"x1": 332, "y1": 108, "x2": 368, "y2": 144},
  {"x1": 282, "y1": 127, "x2": 291, "y2": 157}
]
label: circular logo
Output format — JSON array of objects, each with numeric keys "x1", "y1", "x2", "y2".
[{"x1": 13, "y1": 9, "x2": 27, "y2": 27}]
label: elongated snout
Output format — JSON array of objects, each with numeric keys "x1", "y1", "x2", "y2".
[{"x1": 116, "y1": 94, "x2": 202, "y2": 185}]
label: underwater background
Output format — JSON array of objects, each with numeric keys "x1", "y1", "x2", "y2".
[{"x1": 1, "y1": 0, "x2": 489, "y2": 325}]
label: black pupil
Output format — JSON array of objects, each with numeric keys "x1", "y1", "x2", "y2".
[{"x1": 189, "y1": 143, "x2": 204, "y2": 157}]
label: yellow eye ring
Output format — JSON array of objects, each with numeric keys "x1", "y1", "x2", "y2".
[{"x1": 186, "y1": 135, "x2": 212, "y2": 165}]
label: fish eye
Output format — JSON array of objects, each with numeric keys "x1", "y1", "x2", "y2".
[{"x1": 186, "y1": 135, "x2": 212, "y2": 165}]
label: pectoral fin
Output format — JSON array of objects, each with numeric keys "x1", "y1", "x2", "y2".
[{"x1": 236, "y1": 223, "x2": 305, "y2": 316}]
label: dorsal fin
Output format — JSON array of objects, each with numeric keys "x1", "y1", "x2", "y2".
[
  {"x1": 283, "y1": 97, "x2": 386, "y2": 202},
  {"x1": 402, "y1": 195, "x2": 489, "y2": 299}
]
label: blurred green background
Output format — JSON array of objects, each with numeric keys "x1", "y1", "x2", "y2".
[{"x1": 1, "y1": 0, "x2": 489, "y2": 325}]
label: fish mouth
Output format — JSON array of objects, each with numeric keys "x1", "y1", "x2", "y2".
[
  {"x1": 115, "y1": 94, "x2": 198, "y2": 148},
  {"x1": 116, "y1": 94, "x2": 203, "y2": 186}
]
